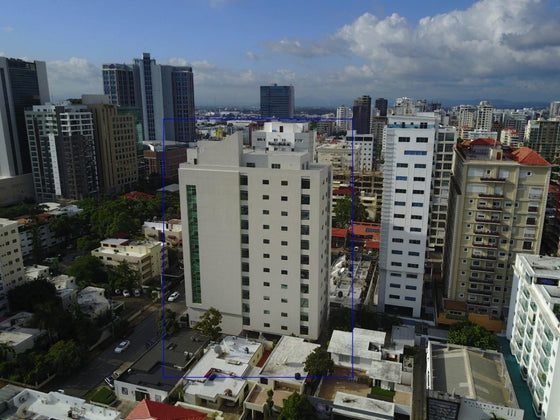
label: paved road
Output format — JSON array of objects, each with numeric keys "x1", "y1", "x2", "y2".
[
  {"x1": 54, "y1": 306, "x2": 160, "y2": 397},
  {"x1": 412, "y1": 347, "x2": 427, "y2": 420}
]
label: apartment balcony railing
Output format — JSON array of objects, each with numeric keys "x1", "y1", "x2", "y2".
[
  {"x1": 476, "y1": 205, "x2": 503, "y2": 211},
  {"x1": 542, "y1": 341, "x2": 552, "y2": 357},
  {"x1": 480, "y1": 177, "x2": 506, "y2": 183},
  {"x1": 474, "y1": 243, "x2": 498, "y2": 248},
  {"x1": 479, "y1": 193, "x2": 504, "y2": 198},
  {"x1": 539, "y1": 357, "x2": 550, "y2": 372},
  {"x1": 474, "y1": 230, "x2": 500, "y2": 236},
  {"x1": 469, "y1": 277, "x2": 493, "y2": 284},
  {"x1": 471, "y1": 254, "x2": 497, "y2": 260},
  {"x1": 470, "y1": 265, "x2": 495, "y2": 272},
  {"x1": 468, "y1": 288, "x2": 492, "y2": 296},
  {"x1": 538, "y1": 373, "x2": 547, "y2": 387},
  {"x1": 544, "y1": 328, "x2": 553, "y2": 342},
  {"x1": 475, "y1": 218, "x2": 501, "y2": 224}
]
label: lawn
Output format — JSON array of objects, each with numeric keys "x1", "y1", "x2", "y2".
[{"x1": 89, "y1": 387, "x2": 116, "y2": 405}]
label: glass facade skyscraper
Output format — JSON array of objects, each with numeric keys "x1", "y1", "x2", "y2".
[{"x1": 260, "y1": 84, "x2": 294, "y2": 119}]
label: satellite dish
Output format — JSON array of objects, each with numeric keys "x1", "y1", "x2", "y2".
[{"x1": 214, "y1": 345, "x2": 222, "y2": 354}]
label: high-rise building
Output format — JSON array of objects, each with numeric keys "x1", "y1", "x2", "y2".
[
  {"x1": 475, "y1": 101, "x2": 494, "y2": 131},
  {"x1": 442, "y1": 140, "x2": 551, "y2": 324},
  {"x1": 506, "y1": 254, "x2": 560, "y2": 420},
  {"x1": 102, "y1": 64, "x2": 136, "y2": 107},
  {"x1": 82, "y1": 95, "x2": 139, "y2": 194},
  {"x1": 103, "y1": 53, "x2": 195, "y2": 143},
  {"x1": 260, "y1": 84, "x2": 294, "y2": 119},
  {"x1": 549, "y1": 101, "x2": 560, "y2": 118},
  {"x1": 352, "y1": 95, "x2": 371, "y2": 134},
  {"x1": 458, "y1": 105, "x2": 476, "y2": 131},
  {"x1": 428, "y1": 127, "x2": 457, "y2": 257},
  {"x1": 0, "y1": 218, "x2": 25, "y2": 315},
  {"x1": 375, "y1": 98, "x2": 388, "y2": 117},
  {"x1": 525, "y1": 119, "x2": 560, "y2": 163},
  {"x1": 25, "y1": 103, "x2": 98, "y2": 201},
  {"x1": 378, "y1": 113, "x2": 437, "y2": 317},
  {"x1": 0, "y1": 57, "x2": 50, "y2": 176},
  {"x1": 336, "y1": 104, "x2": 352, "y2": 131},
  {"x1": 179, "y1": 124, "x2": 331, "y2": 340}
]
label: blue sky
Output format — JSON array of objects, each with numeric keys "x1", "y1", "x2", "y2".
[{"x1": 1, "y1": 0, "x2": 559, "y2": 106}]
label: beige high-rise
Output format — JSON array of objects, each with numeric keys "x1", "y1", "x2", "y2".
[{"x1": 442, "y1": 139, "x2": 551, "y2": 328}]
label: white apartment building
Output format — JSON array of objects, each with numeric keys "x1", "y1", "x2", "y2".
[
  {"x1": 507, "y1": 254, "x2": 560, "y2": 419},
  {"x1": 336, "y1": 105, "x2": 353, "y2": 131},
  {"x1": 179, "y1": 130, "x2": 331, "y2": 340},
  {"x1": 476, "y1": 101, "x2": 494, "y2": 131},
  {"x1": 252, "y1": 121, "x2": 314, "y2": 154},
  {"x1": 91, "y1": 238, "x2": 165, "y2": 283},
  {"x1": 378, "y1": 114, "x2": 437, "y2": 317},
  {"x1": 143, "y1": 219, "x2": 182, "y2": 248},
  {"x1": 0, "y1": 219, "x2": 25, "y2": 315},
  {"x1": 500, "y1": 128, "x2": 523, "y2": 148},
  {"x1": 316, "y1": 141, "x2": 360, "y2": 172},
  {"x1": 346, "y1": 132, "x2": 376, "y2": 172},
  {"x1": 458, "y1": 105, "x2": 476, "y2": 130}
]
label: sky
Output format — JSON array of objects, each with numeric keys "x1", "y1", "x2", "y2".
[{"x1": 1, "y1": 0, "x2": 559, "y2": 107}]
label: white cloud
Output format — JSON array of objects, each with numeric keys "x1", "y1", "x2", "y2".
[
  {"x1": 47, "y1": 57, "x2": 102, "y2": 100},
  {"x1": 245, "y1": 51, "x2": 258, "y2": 60},
  {"x1": 2, "y1": 26, "x2": 14, "y2": 33}
]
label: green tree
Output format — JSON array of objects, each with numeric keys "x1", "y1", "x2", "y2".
[
  {"x1": 0, "y1": 342, "x2": 15, "y2": 362},
  {"x1": 108, "y1": 262, "x2": 138, "y2": 290},
  {"x1": 277, "y1": 393, "x2": 316, "y2": 420},
  {"x1": 157, "y1": 308, "x2": 180, "y2": 336},
  {"x1": 263, "y1": 389, "x2": 275, "y2": 420},
  {"x1": 303, "y1": 347, "x2": 334, "y2": 378},
  {"x1": 8, "y1": 280, "x2": 59, "y2": 312},
  {"x1": 333, "y1": 194, "x2": 368, "y2": 228},
  {"x1": 193, "y1": 307, "x2": 222, "y2": 341},
  {"x1": 68, "y1": 255, "x2": 107, "y2": 287},
  {"x1": 448, "y1": 322, "x2": 498, "y2": 350},
  {"x1": 45, "y1": 340, "x2": 85, "y2": 376}
]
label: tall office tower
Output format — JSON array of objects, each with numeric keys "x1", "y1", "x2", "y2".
[
  {"x1": 458, "y1": 105, "x2": 476, "y2": 131},
  {"x1": 506, "y1": 254, "x2": 560, "y2": 420},
  {"x1": 378, "y1": 113, "x2": 437, "y2": 317},
  {"x1": 428, "y1": 127, "x2": 457, "y2": 258},
  {"x1": 550, "y1": 101, "x2": 560, "y2": 118},
  {"x1": 475, "y1": 101, "x2": 494, "y2": 131},
  {"x1": 82, "y1": 95, "x2": 139, "y2": 194},
  {"x1": 0, "y1": 219, "x2": 25, "y2": 315},
  {"x1": 102, "y1": 64, "x2": 136, "y2": 107},
  {"x1": 179, "y1": 125, "x2": 331, "y2": 340},
  {"x1": 260, "y1": 84, "x2": 295, "y2": 119},
  {"x1": 25, "y1": 103, "x2": 99, "y2": 201},
  {"x1": 0, "y1": 57, "x2": 50, "y2": 176},
  {"x1": 442, "y1": 140, "x2": 550, "y2": 324},
  {"x1": 336, "y1": 104, "x2": 352, "y2": 131},
  {"x1": 133, "y1": 53, "x2": 195, "y2": 143},
  {"x1": 352, "y1": 95, "x2": 371, "y2": 134},
  {"x1": 525, "y1": 119, "x2": 560, "y2": 163},
  {"x1": 375, "y1": 98, "x2": 388, "y2": 117}
]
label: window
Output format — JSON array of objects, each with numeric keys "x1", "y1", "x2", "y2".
[
  {"x1": 301, "y1": 284, "x2": 309, "y2": 293},
  {"x1": 281, "y1": 270, "x2": 288, "y2": 275},
  {"x1": 264, "y1": 296, "x2": 270, "y2": 301},
  {"x1": 263, "y1": 195, "x2": 269, "y2": 200},
  {"x1": 301, "y1": 195, "x2": 310, "y2": 205},
  {"x1": 405, "y1": 296, "x2": 417, "y2": 301},
  {"x1": 301, "y1": 210, "x2": 309, "y2": 220},
  {"x1": 300, "y1": 326, "x2": 309, "y2": 335},
  {"x1": 281, "y1": 180, "x2": 288, "y2": 186},
  {"x1": 394, "y1": 214, "x2": 405, "y2": 218},
  {"x1": 281, "y1": 255, "x2": 288, "y2": 260},
  {"x1": 301, "y1": 179, "x2": 310, "y2": 189},
  {"x1": 415, "y1": 163, "x2": 426, "y2": 168},
  {"x1": 398, "y1": 137, "x2": 410, "y2": 142},
  {"x1": 262, "y1": 179, "x2": 269, "y2": 185},
  {"x1": 411, "y1": 227, "x2": 421, "y2": 232},
  {"x1": 263, "y1": 224, "x2": 269, "y2": 230},
  {"x1": 413, "y1": 177, "x2": 425, "y2": 182},
  {"x1": 392, "y1": 250, "x2": 403, "y2": 255},
  {"x1": 392, "y1": 238, "x2": 404, "y2": 243},
  {"x1": 263, "y1": 209, "x2": 269, "y2": 215},
  {"x1": 394, "y1": 201, "x2": 406, "y2": 206},
  {"x1": 409, "y1": 239, "x2": 420, "y2": 244},
  {"x1": 409, "y1": 251, "x2": 420, "y2": 256},
  {"x1": 281, "y1": 226, "x2": 288, "y2": 231},
  {"x1": 416, "y1": 137, "x2": 428, "y2": 143},
  {"x1": 242, "y1": 276, "x2": 250, "y2": 286},
  {"x1": 391, "y1": 262, "x2": 402, "y2": 267},
  {"x1": 395, "y1": 188, "x2": 406, "y2": 193},
  {"x1": 413, "y1": 190, "x2": 424, "y2": 194},
  {"x1": 263, "y1": 253, "x2": 270, "y2": 258},
  {"x1": 263, "y1": 239, "x2": 270, "y2": 244},
  {"x1": 241, "y1": 220, "x2": 249, "y2": 229},
  {"x1": 281, "y1": 298, "x2": 288, "y2": 303},
  {"x1": 393, "y1": 226, "x2": 404, "y2": 231},
  {"x1": 300, "y1": 313, "x2": 309, "y2": 321},
  {"x1": 301, "y1": 255, "x2": 309, "y2": 264},
  {"x1": 404, "y1": 150, "x2": 427, "y2": 155},
  {"x1": 272, "y1": 163, "x2": 281, "y2": 169},
  {"x1": 264, "y1": 323, "x2": 270, "y2": 327},
  {"x1": 408, "y1": 263, "x2": 419, "y2": 268},
  {"x1": 281, "y1": 312, "x2": 288, "y2": 318},
  {"x1": 241, "y1": 234, "x2": 249, "y2": 244},
  {"x1": 263, "y1": 267, "x2": 270, "y2": 273},
  {"x1": 396, "y1": 176, "x2": 408, "y2": 181},
  {"x1": 263, "y1": 282, "x2": 270, "y2": 287},
  {"x1": 412, "y1": 202, "x2": 423, "y2": 207},
  {"x1": 411, "y1": 215, "x2": 422, "y2": 220},
  {"x1": 390, "y1": 273, "x2": 402, "y2": 277},
  {"x1": 281, "y1": 241, "x2": 288, "y2": 246},
  {"x1": 405, "y1": 285, "x2": 417, "y2": 290},
  {"x1": 281, "y1": 196, "x2": 288, "y2": 201},
  {"x1": 246, "y1": 162, "x2": 255, "y2": 167},
  {"x1": 242, "y1": 290, "x2": 250, "y2": 299},
  {"x1": 121, "y1": 387, "x2": 128, "y2": 395},
  {"x1": 523, "y1": 241, "x2": 532, "y2": 250},
  {"x1": 240, "y1": 175, "x2": 248, "y2": 185},
  {"x1": 281, "y1": 211, "x2": 288, "y2": 216},
  {"x1": 241, "y1": 248, "x2": 249, "y2": 258},
  {"x1": 389, "y1": 294, "x2": 400, "y2": 299},
  {"x1": 264, "y1": 310, "x2": 270, "y2": 314},
  {"x1": 397, "y1": 163, "x2": 408, "y2": 168}
]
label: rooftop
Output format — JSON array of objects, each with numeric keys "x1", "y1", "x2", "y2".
[
  {"x1": 332, "y1": 391, "x2": 394, "y2": 420},
  {"x1": 328, "y1": 328, "x2": 387, "y2": 360},
  {"x1": 126, "y1": 399, "x2": 206, "y2": 420},
  {"x1": 260, "y1": 336, "x2": 319, "y2": 381}
]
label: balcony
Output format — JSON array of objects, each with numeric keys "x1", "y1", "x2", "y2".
[
  {"x1": 479, "y1": 193, "x2": 504, "y2": 198},
  {"x1": 470, "y1": 265, "x2": 495, "y2": 272},
  {"x1": 469, "y1": 277, "x2": 493, "y2": 284},
  {"x1": 524, "y1": 341, "x2": 532, "y2": 352},
  {"x1": 539, "y1": 357, "x2": 549, "y2": 371},
  {"x1": 542, "y1": 341, "x2": 552, "y2": 357},
  {"x1": 471, "y1": 254, "x2": 497, "y2": 260},
  {"x1": 480, "y1": 177, "x2": 506, "y2": 183},
  {"x1": 538, "y1": 373, "x2": 547, "y2": 387},
  {"x1": 476, "y1": 205, "x2": 503, "y2": 212},
  {"x1": 520, "y1": 300, "x2": 528, "y2": 312},
  {"x1": 475, "y1": 218, "x2": 501, "y2": 224},
  {"x1": 527, "y1": 328, "x2": 534, "y2": 338},
  {"x1": 468, "y1": 288, "x2": 492, "y2": 296},
  {"x1": 474, "y1": 243, "x2": 498, "y2": 248},
  {"x1": 474, "y1": 229, "x2": 500, "y2": 236},
  {"x1": 544, "y1": 328, "x2": 553, "y2": 342}
]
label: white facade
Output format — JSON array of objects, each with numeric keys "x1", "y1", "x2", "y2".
[
  {"x1": 378, "y1": 114, "x2": 437, "y2": 317},
  {"x1": 458, "y1": 105, "x2": 476, "y2": 130},
  {"x1": 179, "y1": 131, "x2": 331, "y2": 340},
  {"x1": 507, "y1": 254, "x2": 560, "y2": 419},
  {"x1": 336, "y1": 105, "x2": 353, "y2": 131},
  {"x1": 476, "y1": 101, "x2": 494, "y2": 131},
  {"x1": 316, "y1": 141, "x2": 360, "y2": 172},
  {"x1": 347, "y1": 132, "x2": 376, "y2": 171},
  {"x1": 0, "y1": 219, "x2": 25, "y2": 315},
  {"x1": 252, "y1": 122, "x2": 315, "y2": 154}
]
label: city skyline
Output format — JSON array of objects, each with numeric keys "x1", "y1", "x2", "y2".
[{"x1": 1, "y1": 0, "x2": 559, "y2": 106}]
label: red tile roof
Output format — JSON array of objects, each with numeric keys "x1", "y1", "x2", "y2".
[
  {"x1": 123, "y1": 191, "x2": 155, "y2": 199},
  {"x1": 126, "y1": 400, "x2": 207, "y2": 420},
  {"x1": 333, "y1": 187, "x2": 353, "y2": 195},
  {"x1": 507, "y1": 147, "x2": 550, "y2": 166},
  {"x1": 331, "y1": 228, "x2": 348, "y2": 238},
  {"x1": 365, "y1": 240, "x2": 379, "y2": 249},
  {"x1": 470, "y1": 138, "x2": 500, "y2": 146},
  {"x1": 352, "y1": 222, "x2": 381, "y2": 239}
]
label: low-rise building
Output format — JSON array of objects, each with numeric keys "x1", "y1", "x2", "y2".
[
  {"x1": 506, "y1": 254, "x2": 560, "y2": 419},
  {"x1": 24, "y1": 264, "x2": 49, "y2": 281},
  {"x1": 115, "y1": 329, "x2": 208, "y2": 403},
  {"x1": 50, "y1": 274, "x2": 78, "y2": 310},
  {"x1": 125, "y1": 399, "x2": 207, "y2": 420},
  {"x1": 143, "y1": 219, "x2": 182, "y2": 248},
  {"x1": 183, "y1": 336, "x2": 263, "y2": 411},
  {"x1": 77, "y1": 286, "x2": 110, "y2": 318},
  {"x1": 426, "y1": 341, "x2": 523, "y2": 420},
  {"x1": 0, "y1": 313, "x2": 44, "y2": 356},
  {"x1": 0, "y1": 218, "x2": 25, "y2": 315},
  {"x1": 92, "y1": 239, "x2": 165, "y2": 283}
]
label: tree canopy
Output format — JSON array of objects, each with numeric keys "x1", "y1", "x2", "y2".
[
  {"x1": 8, "y1": 280, "x2": 59, "y2": 313},
  {"x1": 157, "y1": 308, "x2": 180, "y2": 336},
  {"x1": 448, "y1": 322, "x2": 498, "y2": 350},
  {"x1": 193, "y1": 307, "x2": 222, "y2": 341},
  {"x1": 303, "y1": 347, "x2": 334, "y2": 378},
  {"x1": 333, "y1": 195, "x2": 368, "y2": 228},
  {"x1": 68, "y1": 255, "x2": 107, "y2": 287},
  {"x1": 277, "y1": 393, "x2": 316, "y2": 420}
]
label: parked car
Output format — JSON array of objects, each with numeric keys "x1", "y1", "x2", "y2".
[
  {"x1": 122, "y1": 289, "x2": 131, "y2": 297},
  {"x1": 114, "y1": 340, "x2": 130, "y2": 353},
  {"x1": 168, "y1": 291, "x2": 180, "y2": 302},
  {"x1": 114, "y1": 289, "x2": 122, "y2": 295},
  {"x1": 104, "y1": 375, "x2": 115, "y2": 389},
  {"x1": 133, "y1": 288, "x2": 141, "y2": 297}
]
